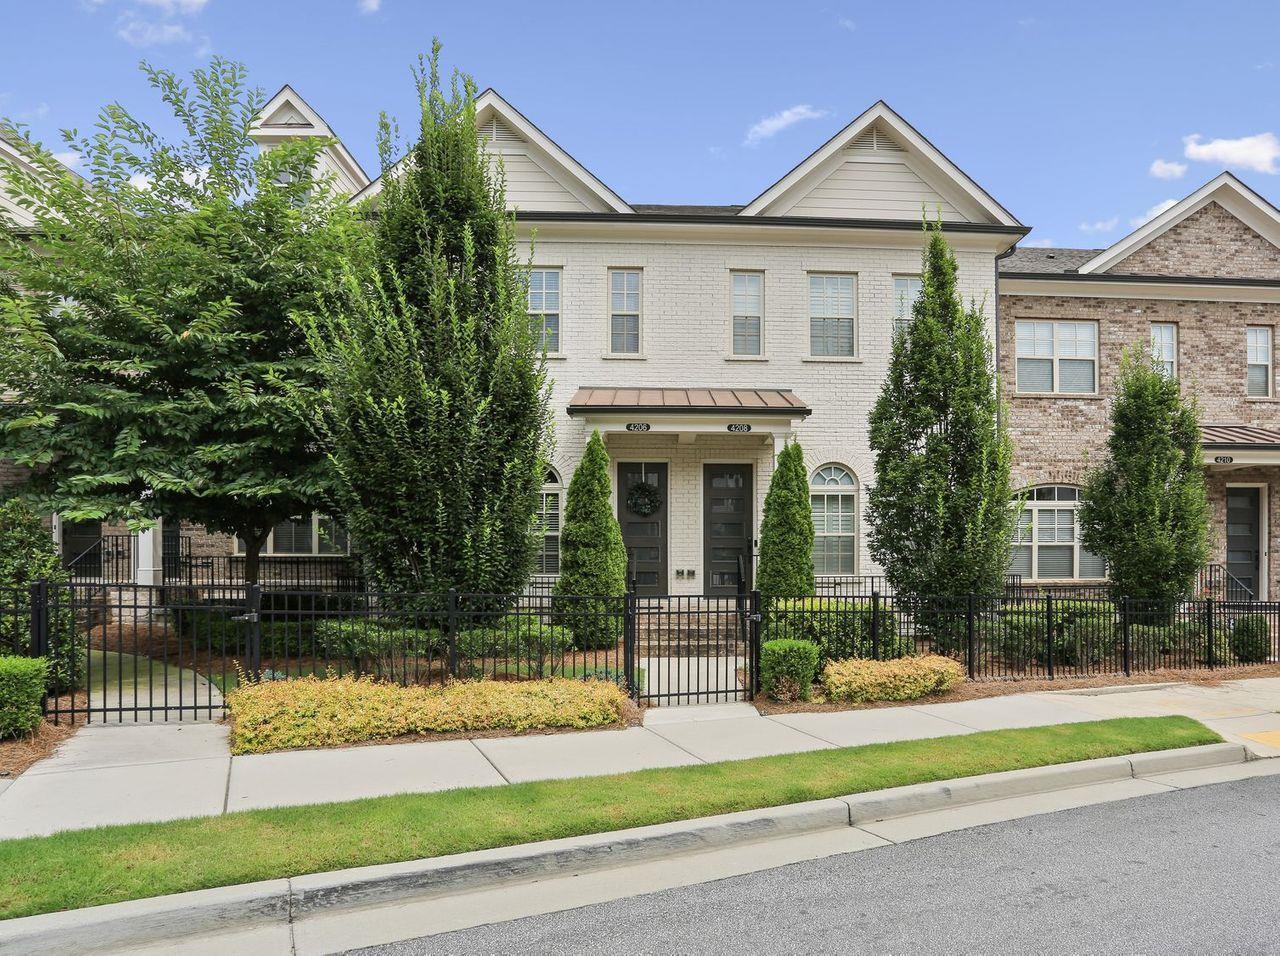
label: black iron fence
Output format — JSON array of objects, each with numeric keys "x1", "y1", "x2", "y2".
[
  {"x1": 7, "y1": 581, "x2": 1280, "y2": 723},
  {"x1": 164, "y1": 554, "x2": 366, "y2": 591},
  {"x1": 64, "y1": 534, "x2": 134, "y2": 584}
]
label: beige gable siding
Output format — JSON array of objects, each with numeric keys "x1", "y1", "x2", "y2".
[
  {"x1": 1107, "y1": 201, "x2": 1280, "y2": 279},
  {"x1": 783, "y1": 151, "x2": 967, "y2": 221},
  {"x1": 0, "y1": 173, "x2": 37, "y2": 228},
  {"x1": 489, "y1": 151, "x2": 591, "y2": 212}
]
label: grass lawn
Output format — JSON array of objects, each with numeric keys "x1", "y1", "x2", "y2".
[{"x1": 0, "y1": 715, "x2": 1217, "y2": 920}]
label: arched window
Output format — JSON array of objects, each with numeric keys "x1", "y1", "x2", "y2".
[
  {"x1": 1009, "y1": 485, "x2": 1105, "y2": 580},
  {"x1": 811, "y1": 464, "x2": 857, "y2": 575},
  {"x1": 536, "y1": 467, "x2": 562, "y2": 575}
]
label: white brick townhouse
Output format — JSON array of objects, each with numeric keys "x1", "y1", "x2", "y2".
[{"x1": 5, "y1": 87, "x2": 1029, "y2": 596}]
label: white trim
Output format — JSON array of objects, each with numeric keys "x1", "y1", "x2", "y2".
[
  {"x1": 1225, "y1": 481, "x2": 1269, "y2": 601},
  {"x1": 739, "y1": 101, "x2": 1020, "y2": 227},
  {"x1": 1150, "y1": 322, "x2": 1178, "y2": 379},
  {"x1": 1077, "y1": 172, "x2": 1280, "y2": 275},
  {"x1": 1014, "y1": 319, "x2": 1099, "y2": 396},
  {"x1": 1001, "y1": 275, "x2": 1280, "y2": 304},
  {"x1": 250, "y1": 84, "x2": 370, "y2": 193},
  {"x1": 607, "y1": 267, "x2": 643, "y2": 355},
  {"x1": 728, "y1": 269, "x2": 765, "y2": 358}
]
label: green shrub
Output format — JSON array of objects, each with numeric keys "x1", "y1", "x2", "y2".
[
  {"x1": 823, "y1": 654, "x2": 965, "y2": 703},
  {"x1": 0, "y1": 656, "x2": 47, "y2": 739},
  {"x1": 1129, "y1": 620, "x2": 1203, "y2": 664},
  {"x1": 998, "y1": 600, "x2": 1115, "y2": 668},
  {"x1": 0, "y1": 501, "x2": 82, "y2": 694},
  {"x1": 760, "y1": 639, "x2": 820, "y2": 702},
  {"x1": 553, "y1": 432, "x2": 627, "y2": 650},
  {"x1": 768, "y1": 598, "x2": 912, "y2": 665},
  {"x1": 311, "y1": 620, "x2": 444, "y2": 677},
  {"x1": 456, "y1": 617, "x2": 574, "y2": 677},
  {"x1": 175, "y1": 609, "x2": 315, "y2": 658},
  {"x1": 1230, "y1": 614, "x2": 1271, "y2": 664},
  {"x1": 1203, "y1": 628, "x2": 1234, "y2": 667}
]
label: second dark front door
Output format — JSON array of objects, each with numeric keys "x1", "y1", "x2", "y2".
[
  {"x1": 704, "y1": 464, "x2": 753, "y2": 596},
  {"x1": 619, "y1": 462, "x2": 668, "y2": 595},
  {"x1": 1226, "y1": 487, "x2": 1263, "y2": 600}
]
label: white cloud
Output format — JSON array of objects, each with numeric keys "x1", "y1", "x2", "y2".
[
  {"x1": 1149, "y1": 158, "x2": 1187, "y2": 180},
  {"x1": 1130, "y1": 198, "x2": 1178, "y2": 228},
  {"x1": 743, "y1": 104, "x2": 827, "y2": 147},
  {"x1": 358, "y1": 0, "x2": 382, "y2": 10},
  {"x1": 836, "y1": 16, "x2": 855, "y2": 31},
  {"x1": 1023, "y1": 237, "x2": 1056, "y2": 248},
  {"x1": 18, "y1": 102, "x2": 50, "y2": 121},
  {"x1": 52, "y1": 151, "x2": 81, "y2": 169},
  {"x1": 1183, "y1": 132, "x2": 1280, "y2": 174},
  {"x1": 136, "y1": 0, "x2": 209, "y2": 12},
  {"x1": 117, "y1": 16, "x2": 193, "y2": 46},
  {"x1": 1078, "y1": 217, "x2": 1119, "y2": 234}
]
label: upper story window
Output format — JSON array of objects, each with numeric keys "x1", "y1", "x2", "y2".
[
  {"x1": 811, "y1": 464, "x2": 857, "y2": 575},
  {"x1": 526, "y1": 269, "x2": 561, "y2": 354},
  {"x1": 731, "y1": 272, "x2": 763, "y2": 356},
  {"x1": 535, "y1": 468, "x2": 561, "y2": 575},
  {"x1": 893, "y1": 275, "x2": 924, "y2": 337},
  {"x1": 1247, "y1": 326, "x2": 1272, "y2": 397},
  {"x1": 238, "y1": 514, "x2": 349, "y2": 556},
  {"x1": 1008, "y1": 485, "x2": 1105, "y2": 581},
  {"x1": 809, "y1": 274, "x2": 856, "y2": 357},
  {"x1": 1015, "y1": 320, "x2": 1097, "y2": 394},
  {"x1": 1150, "y1": 323, "x2": 1177, "y2": 378},
  {"x1": 609, "y1": 269, "x2": 641, "y2": 354}
]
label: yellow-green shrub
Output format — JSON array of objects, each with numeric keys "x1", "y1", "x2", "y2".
[
  {"x1": 227, "y1": 675, "x2": 629, "y2": 755},
  {"x1": 822, "y1": 654, "x2": 965, "y2": 704}
]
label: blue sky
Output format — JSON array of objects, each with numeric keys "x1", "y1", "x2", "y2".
[{"x1": 4, "y1": 0, "x2": 1279, "y2": 248}]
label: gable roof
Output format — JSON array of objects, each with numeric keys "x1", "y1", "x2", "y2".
[
  {"x1": 738, "y1": 101, "x2": 1021, "y2": 226},
  {"x1": 1078, "y1": 172, "x2": 1280, "y2": 274},
  {"x1": 250, "y1": 85, "x2": 370, "y2": 195},
  {"x1": 352, "y1": 89, "x2": 632, "y2": 213}
]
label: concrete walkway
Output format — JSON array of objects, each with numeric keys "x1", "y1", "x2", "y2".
[{"x1": 4, "y1": 677, "x2": 1280, "y2": 840}]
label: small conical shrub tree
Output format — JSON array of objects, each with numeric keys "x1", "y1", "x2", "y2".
[
  {"x1": 1079, "y1": 348, "x2": 1209, "y2": 607},
  {"x1": 756, "y1": 441, "x2": 814, "y2": 604},
  {"x1": 553, "y1": 431, "x2": 627, "y2": 649},
  {"x1": 866, "y1": 223, "x2": 1016, "y2": 599}
]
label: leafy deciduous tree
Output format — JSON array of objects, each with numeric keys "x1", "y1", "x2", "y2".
[{"x1": 0, "y1": 58, "x2": 355, "y2": 582}]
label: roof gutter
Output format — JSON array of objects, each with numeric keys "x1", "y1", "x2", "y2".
[
  {"x1": 518, "y1": 211, "x2": 1030, "y2": 237},
  {"x1": 1001, "y1": 271, "x2": 1280, "y2": 289}
]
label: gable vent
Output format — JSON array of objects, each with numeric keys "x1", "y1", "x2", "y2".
[
  {"x1": 849, "y1": 124, "x2": 905, "y2": 152},
  {"x1": 481, "y1": 116, "x2": 524, "y2": 145}
]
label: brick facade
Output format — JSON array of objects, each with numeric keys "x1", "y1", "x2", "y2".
[{"x1": 1108, "y1": 202, "x2": 1280, "y2": 279}]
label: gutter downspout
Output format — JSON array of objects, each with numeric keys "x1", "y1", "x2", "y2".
[{"x1": 994, "y1": 242, "x2": 1019, "y2": 433}]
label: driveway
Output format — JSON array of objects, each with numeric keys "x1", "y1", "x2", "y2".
[{"x1": 351, "y1": 773, "x2": 1280, "y2": 955}]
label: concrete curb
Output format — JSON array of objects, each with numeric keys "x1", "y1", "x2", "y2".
[{"x1": 0, "y1": 742, "x2": 1249, "y2": 955}]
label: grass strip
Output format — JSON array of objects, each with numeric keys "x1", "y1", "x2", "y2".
[{"x1": 0, "y1": 715, "x2": 1218, "y2": 919}]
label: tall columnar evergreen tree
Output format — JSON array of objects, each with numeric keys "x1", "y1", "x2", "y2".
[
  {"x1": 756, "y1": 441, "x2": 815, "y2": 603},
  {"x1": 553, "y1": 431, "x2": 627, "y2": 648},
  {"x1": 866, "y1": 224, "x2": 1016, "y2": 598},
  {"x1": 0, "y1": 59, "x2": 354, "y2": 583},
  {"x1": 1079, "y1": 348, "x2": 1209, "y2": 604},
  {"x1": 300, "y1": 43, "x2": 550, "y2": 595}
]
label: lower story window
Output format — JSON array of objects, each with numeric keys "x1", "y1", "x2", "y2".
[
  {"x1": 811, "y1": 464, "x2": 857, "y2": 575},
  {"x1": 536, "y1": 468, "x2": 561, "y2": 575},
  {"x1": 237, "y1": 514, "x2": 349, "y2": 556},
  {"x1": 1008, "y1": 485, "x2": 1105, "y2": 580}
]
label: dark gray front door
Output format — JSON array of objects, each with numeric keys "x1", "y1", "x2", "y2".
[
  {"x1": 619, "y1": 462, "x2": 668, "y2": 596},
  {"x1": 704, "y1": 464, "x2": 753, "y2": 596},
  {"x1": 1226, "y1": 488, "x2": 1262, "y2": 600},
  {"x1": 61, "y1": 519, "x2": 103, "y2": 577}
]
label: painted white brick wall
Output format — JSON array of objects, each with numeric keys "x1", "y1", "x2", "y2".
[{"x1": 523, "y1": 232, "x2": 998, "y2": 594}]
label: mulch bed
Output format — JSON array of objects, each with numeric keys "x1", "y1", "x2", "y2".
[
  {"x1": 754, "y1": 663, "x2": 1280, "y2": 715},
  {"x1": 0, "y1": 721, "x2": 77, "y2": 780}
]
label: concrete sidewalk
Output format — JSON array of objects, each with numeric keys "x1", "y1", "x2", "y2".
[{"x1": 4, "y1": 677, "x2": 1280, "y2": 840}]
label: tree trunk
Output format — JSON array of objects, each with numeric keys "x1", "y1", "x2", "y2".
[{"x1": 240, "y1": 530, "x2": 266, "y2": 586}]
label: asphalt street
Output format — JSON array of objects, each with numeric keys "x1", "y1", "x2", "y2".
[{"x1": 349, "y1": 775, "x2": 1280, "y2": 955}]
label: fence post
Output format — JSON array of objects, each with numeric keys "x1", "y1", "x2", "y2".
[
  {"x1": 966, "y1": 592, "x2": 976, "y2": 680},
  {"x1": 1045, "y1": 593, "x2": 1055, "y2": 680},
  {"x1": 623, "y1": 589, "x2": 637, "y2": 699},
  {"x1": 870, "y1": 590, "x2": 881, "y2": 661},
  {"x1": 749, "y1": 589, "x2": 763, "y2": 696},
  {"x1": 1121, "y1": 596, "x2": 1132, "y2": 677},
  {"x1": 447, "y1": 588, "x2": 460, "y2": 679},
  {"x1": 1205, "y1": 596, "x2": 1215, "y2": 670},
  {"x1": 245, "y1": 583, "x2": 262, "y2": 678},
  {"x1": 28, "y1": 578, "x2": 49, "y2": 658}
]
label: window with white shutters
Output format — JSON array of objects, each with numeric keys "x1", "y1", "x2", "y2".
[{"x1": 1008, "y1": 486, "x2": 1105, "y2": 580}]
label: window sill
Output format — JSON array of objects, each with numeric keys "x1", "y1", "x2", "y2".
[
  {"x1": 602, "y1": 353, "x2": 647, "y2": 361},
  {"x1": 1245, "y1": 396, "x2": 1280, "y2": 403},
  {"x1": 1012, "y1": 392, "x2": 1103, "y2": 400},
  {"x1": 543, "y1": 354, "x2": 567, "y2": 361},
  {"x1": 725, "y1": 355, "x2": 769, "y2": 362},
  {"x1": 802, "y1": 356, "x2": 863, "y2": 364}
]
